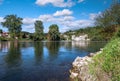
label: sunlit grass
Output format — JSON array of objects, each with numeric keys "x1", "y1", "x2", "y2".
[{"x1": 90, "y1": 38, "x2": 120, "y2": 81}]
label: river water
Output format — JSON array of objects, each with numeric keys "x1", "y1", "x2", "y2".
[{"x1": 0, "y1": 41, "x2": 106, "y2": 81}]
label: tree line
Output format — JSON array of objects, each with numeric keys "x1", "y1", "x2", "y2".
[
  {"x1": 64, "y1": 0, "x2": 120, "y2": 41},
  {"x1": 1, "y1": 0, "x2": 120, "y2": 41},
  {"x1": 0, "y1": 15, "x2": 60, "y2": 41}
]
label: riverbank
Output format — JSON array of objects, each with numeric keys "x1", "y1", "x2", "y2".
[
  {"x1": 70, "y1": 38, "x2": 120, "y2": 81},
  {"x1": 70, "y1": 49, "x2": 106, "y2": 81}
]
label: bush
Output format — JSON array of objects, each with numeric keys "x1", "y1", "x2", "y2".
[
  {"x1": 0, "y1": 37, "x2": 9, "y2": 41},
  {"x1": 90, "y1": 38, "x2": 120, "y2": 81}
]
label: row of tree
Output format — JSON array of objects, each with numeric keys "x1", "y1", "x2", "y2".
[{"x1": 0, "y1": 15, "x2": 60, "y2": 41}]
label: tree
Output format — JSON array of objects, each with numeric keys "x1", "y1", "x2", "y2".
[
  {"x1": 95, "y1": 0, "x2": 120, "y2": 27},
  {"x1": 48, "y1": 24, "x2": 60, "y2": 41},
  {"x1": 0, "y1": 29, "x2": 3, "y2": 34},
  {"x1": 34, "y1": 20, "x2": 44, "y2": 41},
  {"x1": 1, "y1": 15, "x2": 23, "y2": 39}
]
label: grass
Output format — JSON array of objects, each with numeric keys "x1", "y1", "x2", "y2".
[{"x1": 89, "y1": 37, "x2": 120, "y2": 81}]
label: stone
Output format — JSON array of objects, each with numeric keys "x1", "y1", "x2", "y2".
[
  {"x1": 70, "y1": 53, "x2": 98, "y2": 81},
  {"x1": 70, "y1": 72, "x2": 78, "y2": 79},
  {"x1": 88, "y1": 53, "x2": 94, "y2": 57}
]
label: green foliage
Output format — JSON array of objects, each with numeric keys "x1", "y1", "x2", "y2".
[
  {"x1": 34, "y1": 20, "x2": 44, "y2": 41},
  {"x1": 64, "y1": 30, "x2": 74, "y2": 40},
  {"x1": 0, "y1": 37, "x2": 9, "y2": 41},
  {"x1": 1, "y1": 14, "x2": 23, "y2": 39},
  {"x1": 20, "y1": 31, "x2": 34, "y2": 40},
  {"x1": 64, "y1": 1, "x2": 120, "y2": 41},
  {"x1": 89, "y1": 2, "x2": 120, "y2": 80},
  {"x1": 0, "y1": 29, "x2": 3, "y2": 33},
  {"x1": 21, "y1": 31, "x2": 29, "y2": 38},
  {"x1": 60, "y1": 34, "x2": 66, "y2": 40},
  {"x1": 90, "y1": 38, "x2": 120, "y2": 81},
  {"x1": 48, "y1": 24, "x2": 60, "y2": 41},
  {"x1": 65, "y1": 26, "x2": 117, "y2": 41},
  {"x1": 95, "y1": 1, "x2": 120, "y2": 27},
  {"x1": 116, "y1": 29, "x2": 120, "y2": 37}
]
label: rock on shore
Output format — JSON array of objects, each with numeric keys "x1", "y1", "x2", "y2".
[{"x1": 70, "y1": 51, "x2": 103, "y2": 81}]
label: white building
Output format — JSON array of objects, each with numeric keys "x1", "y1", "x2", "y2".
[{"x1": 72, "y1": 34, "x2": 90, "y2": 41}]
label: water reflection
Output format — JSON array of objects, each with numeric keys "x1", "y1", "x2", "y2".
[
  {"x1": 0, "y1": 42, "x2": 10, "y2": 53},
  {"x1": 63, "y1": 42, "x2": 72, "y2": 50},
  {"x1": 34, "y1": 42, "x2": 43, "y2": 63},
  {"x1": 46, "y1": 42, "x2": 60, "y2": 55},
  {"x1": 0, "y1": 41, "x2": 107, "y2": 81},
  {"x1": 71, "y1": 41, "x2": 107, "y2": 53},
  {"x1": 21, "y1": 42, "x2": 33, "y2": 48},
  {"x1": 2, "y1": 41, "x2": 22, "y2": 81},
  {"x1": 72, "y1": 41, "x2": 90, "y2": 48},
  {"x1": 5, "y1": 41, "x2": 21, "y2": 67}
]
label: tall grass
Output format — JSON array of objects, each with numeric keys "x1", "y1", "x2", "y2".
[{"x1": 90, "y1": 38, "x2": 120, "y2": 81}]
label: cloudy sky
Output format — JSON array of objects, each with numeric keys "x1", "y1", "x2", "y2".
[{"x1": 0, "y1": 0, "x2": 112, "y2": 33}]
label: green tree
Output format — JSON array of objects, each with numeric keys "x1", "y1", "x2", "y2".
[
  {"x1": 34, "y1": 20, "x2": 44, "y2": 41},
  {"x1": 95, "y1": 0, "x2": 120, "y2": 27},
  {"x1": 1, "y1": 15, "x2": 23, "y2": 39},
  {"x1": 48, "y1": 24, "x2": 60, "y2": 41},
  {"x1": 0, "y1": 29, "x2": 3, "y2": 34}
]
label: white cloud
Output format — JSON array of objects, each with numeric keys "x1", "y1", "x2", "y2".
[
  {"x1": 25, "y1": 24, "x2": 34, "y2": 29},
  {"x1": 0, "y1": 17, "x2": 4, "y2": 22},
  {"x1": 38, "y1": 15, "x2": 74, "y2": 24},
  {"x1": 22, "y1": 18, "x2": 37, "y2": 25},
  {"x1": 76, "y1": 20, "x2": 94, "y2": 27},
  {"x1": 62, "y1": 16, "x2": 75, "y2": 21},
  {"x1": 78, "y1": 0, "x2": 84, "y2": 3},
  {"x1": 38, "y1": 9, "x2": 74, "y2": 22},
  {"x1": 22, "y1": 24, "x2": 35, "y2": 33},
  {"x1": 22, "y1": 10, "x2": 100, "y2": 33},
  {"x1": 39, "y1": 14, "x2": 54, "y2": 22},
  {"x1": 89, "y1": 14, "x2": 98, "y2": 20},
  {"x1": 60, "y1": 19, "x2": 94, "y2": 32},
  {"x1": 89, "y1": 12, "x2": 101, "y2": 20},
  {"x1": 53, "y1": 9, "x2": 73, "y2": 16},
  {"x1": 35, "y1": 0, "x2": 74, "y2": 7}
]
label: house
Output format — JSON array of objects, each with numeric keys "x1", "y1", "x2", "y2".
[
  {"x1": 0, "y1": 32, "x2": 10, "y2": 38},
  {"x1": 72, "y1": 34, "x2": 90, "y2": 41},
  {"x1": 63, "y1": 35, "x2": 69, "y2": 40}
]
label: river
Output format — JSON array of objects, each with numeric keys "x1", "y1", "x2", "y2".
[{"x1": 0, "y1": 41, "x2": 106, "y2": 81}]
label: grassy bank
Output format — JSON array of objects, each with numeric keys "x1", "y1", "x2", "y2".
[{"x1": 90, "y1": 37, "x2": 120, "y2": 81}]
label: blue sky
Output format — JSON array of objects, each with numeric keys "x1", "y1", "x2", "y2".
[{"x1": 0, "y1": 0, "x2": 112, "y2": 33}]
